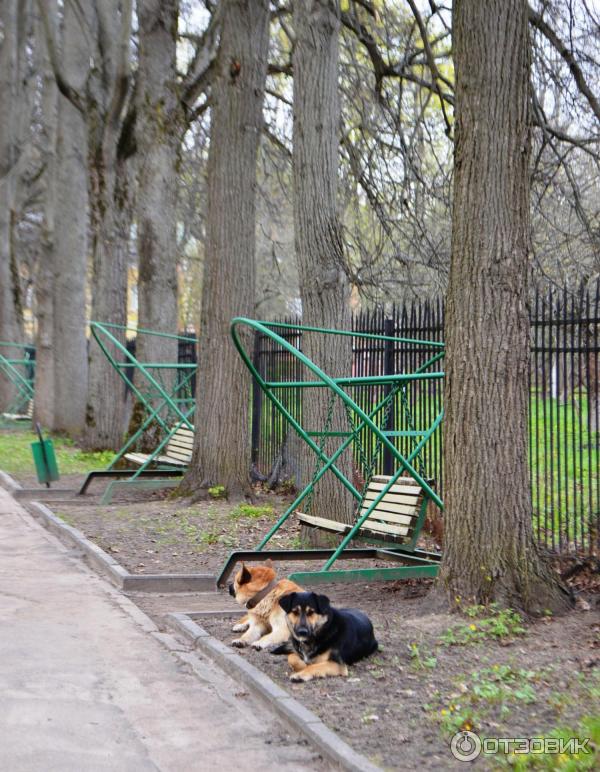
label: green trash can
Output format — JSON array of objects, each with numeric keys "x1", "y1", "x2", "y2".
[{"x1": 31, "y1": 423, "x2": 59, "y2": 487}]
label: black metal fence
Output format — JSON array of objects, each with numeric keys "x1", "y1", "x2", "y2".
[{"x1": 251, "y1": 282, "x2": 600, "y2": 556}]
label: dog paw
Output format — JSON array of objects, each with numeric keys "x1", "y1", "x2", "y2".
[
  {"x1": 290, "y1": 672, "x2": 312, "y2": 683},
  {"x1": 231, "y1": 639, "x2": 247, "y2": 648},
  {"x1": 232, "y1": 622, "x2": 249, "y2": 633}
]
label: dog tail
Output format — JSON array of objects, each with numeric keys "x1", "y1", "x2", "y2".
[{"x1": 270, "y1": 641, "x2": 292, "y2": 656}]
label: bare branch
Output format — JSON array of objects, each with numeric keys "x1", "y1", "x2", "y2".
[
  {"x1": 36, "y1": 0, "x2": 85, "y2": 112},
  {"x1": 529, "y1": 6, "x2": 600, "y2": 124}
]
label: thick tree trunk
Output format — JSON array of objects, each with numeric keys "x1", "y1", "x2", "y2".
[
  {"x1": 135, "y1": 0, "x2": 180, "y2": 371},
  {"x1": 438, "y1": 0, "x2": 571, "y2": 615},
  {"x1": 180, "y1": 0, "x2": 270, "y2": 498},
  {"x1": 0, "y1": 0, "x2": 24, "y2": 410},
  {"x1": 83, "y1": 156, "x2": 132, "y2": 449},
  {"x1": 293, "y1": 0, "x2": 354, "y2": 535},
  {"x1": 36, "y1": 0, "x2": 88, "y2": 436},
  {"x1": 81, "y1": 0, "x2": 134, "y2": 450}
]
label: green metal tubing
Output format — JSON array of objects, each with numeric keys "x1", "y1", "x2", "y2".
[
  {"x1": 106, "y1": 373, "x2": 196, "y2": 469},
  {"x1": 265, "y1": 372, "x2": 444, "y2": 389},
  {"x1": 231, "y1": 317, "x2": 443, "y2": 574},
  {"x1": 90, "y1": 322, "x2": 195, "y2": 433},
  {"x1": 288, "y1": 564, "x2": 440, "y2": 584},
  {"x1": 232, "y1": 318, "x2": 443, "y2": 507},
  {"x1": 92, "y1": 321, "x2": 197, "y2": 344},
  {"x1": 231, "y1": 318, "x2": 445, "y2": 571},
  {"x1": 0, "y1": 344, "x2": 35, "y2": 414},
  {"x1": 106, "y1": 375, "x2": 196, "y2": 471},
  {"x1": 100, "y1": 477, "x2": 181, "y2": 505},
  {"x1": 321, "y1": 410, "x2": 444, "y2": 569},
  {"x1": 260, "y1": 320, "x2": 444, "y2": 349},
  {"x1": 255, "y1": 379, "x2": 409, "y2": 550}
]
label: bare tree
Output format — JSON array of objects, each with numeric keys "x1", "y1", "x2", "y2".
[
  {"x1": 437, "y1": 0, "x2": 572, "y2": 615},
  {"x1": 180, "y1": 0, "x2": 270, "y2": 498}
]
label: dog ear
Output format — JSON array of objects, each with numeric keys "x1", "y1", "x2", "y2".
[
  {"x1": 239, "y1": 563, "x2": 251, "y2": 585},
  {"x1": 279, "y1": 593, "x2": 296, "y2": 613},
  {"x1": 314, "y1": 594, "x2": 331, "y2": 615}
]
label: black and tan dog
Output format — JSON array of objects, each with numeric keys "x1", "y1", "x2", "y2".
[{"x1": 273, "y1": 591, "x2": 378, "y2": 681}]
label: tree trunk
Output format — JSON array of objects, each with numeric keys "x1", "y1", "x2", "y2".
[
  {"x1": 438, "y1": 0, "x2": 571, "y2": 615},
  {"x1": 180, "y1": 0, "x2": 270, "y2": 498},
  {"x1": 293, "y1": 0, "x2": 354, "y2": 537},
  {"x1": 0, "y1": 0, "x2": 24, "y2": 410},
  {"x1": 81, "y1": 0, "x2": 134, "y2": 450},
  {"x1": 36, "y1": 0, "x2": 88, "y2": 436},
  {"x1": 83, "y1": 153, "x2": 132, "y2": 449},
  {"x1": 134, "y1": 0, "x2": 181, "y2": 432}
]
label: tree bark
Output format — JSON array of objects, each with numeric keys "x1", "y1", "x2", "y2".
[
  {"x1": 84, "y1": 152, "x2": 132, "y2": 449},
  {"x1": 438, "y1": 0, "x2": 571, "y2": 615},
  {"x1": 0, "y1": 0, "x2": 25, "y2": 410},
  {"x1": 180, "y1": 0, "x2": 270, "y2": 498},
  {"x1": 293, "y1": 0, "x2": 354, "y2": 535},
  {"x1": 135, "y1": 0, "x2": 181, "y2": 377},
  {"x1": 81, "y1": 0, "x2": 135, "y2": 450},
  {"x1": 36, "y1": 0, "x2": 89, "y2": 436}
]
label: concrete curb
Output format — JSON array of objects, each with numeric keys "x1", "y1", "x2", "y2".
[
  {"x1": 24, "y1": 499, "x2": 215, "y2": 593},
  {"x1": 14, "y1": 487, "x2": 79, "y2": 500},
  {"x1": 0, "y1": 469, "x2": 23, "y2": 496},
  {"x1": 166, "y1": 612, "x2": 382, "y2": 772}
]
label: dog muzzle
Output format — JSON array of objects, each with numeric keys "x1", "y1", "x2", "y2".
[{"x1": 228, "y1": 582, "x2": 235, "y2": 597}]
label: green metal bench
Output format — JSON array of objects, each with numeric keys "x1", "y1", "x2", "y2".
[
  {"x1": 0, "y1": 342, "x2": 35, "y2": 421},
  {"x1": 78, "y1": 322, "x2": 197, "y2": 502},
  {"x1": 217, "y1": 318, "x2": 445, "y2": 587}
]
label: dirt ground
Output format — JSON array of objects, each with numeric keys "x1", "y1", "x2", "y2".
[
  {"x1": 197, "y1": 586, "x2": 599, "y2": 770},
  {"x1": 8, "y1": 472, "x2": 600, "y2": 769}
]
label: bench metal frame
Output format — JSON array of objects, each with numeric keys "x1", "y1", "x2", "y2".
[
  {"x1": 0, "y1": 342, "x2": 35, "y2": 420},
  {"x1": 217, "y1": 318, "x2": 445, "y2": 587},
  {"x1": 78, "y1": 322, "x2": 197, "y2": 499}
]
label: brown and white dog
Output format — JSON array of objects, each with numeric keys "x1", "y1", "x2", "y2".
[{"x1": 228, "y1": 560, "x2": 303, "y2": 651}]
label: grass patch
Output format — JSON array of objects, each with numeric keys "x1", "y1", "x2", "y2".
[
  {"x1": 440, "y1": 604, "x2": 526, "y2": 646},
  {"x1": 431, "y1": 664, "x2": 541, "y2": 736},
  {"x1": 505, "y1": 715, "x2": 599, "y2": 769},
  {"x1": 0, "y1": 428, "x2": 113, "y2": 476},
  {"x1": 229, "y1": 503, "x2": 274, "y2": 519}
]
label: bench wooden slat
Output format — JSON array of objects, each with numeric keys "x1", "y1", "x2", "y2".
[
  {"x1": 297, "y1": 512, "x2": 411, "y2": 538},
  {"x1": 361, "y1": 498, "x2": 418, "y2": 515},
  {"x1": 163, "y1": 451, "x2": 192, "y2": 463},
  {"x1": 362, "y1": 490, "x2": 421, "y2": 507},
  {"x1": 167, "y1": 437, "x2": 194, "y2": 448},
  {"x1": 367, "y1": 480, "x2": 423, "y2": 496},
  {"x1": 359, "y1": 507, "x2": 415, "y2": 526}
]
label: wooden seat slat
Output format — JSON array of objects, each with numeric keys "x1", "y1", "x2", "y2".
[
  {"x1": 359, "y1": 507, "x2": 415, "y2": 526},
  {"x1": 297, "y1": 512, "x2": 411, "y2": 538},
  {"x1": 163, "y1": 451, "x2": 192, "y2": 463},
  {"x1": 363, "y1": 489, "x2": 421, "y2": 506},
  {"x1": 367, "y1": 480, "x2": 423, "y2": 496},
  {"x1": 361, "y1": 498, "x2": 420, "y2": 516},
  {"x1": 167, "y1": 439, "x2": 194, "y2": 452}
]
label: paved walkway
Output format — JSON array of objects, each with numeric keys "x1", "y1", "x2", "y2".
[{"x1": 0, "y1": 489, "x2": 327, "y2": 772}]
